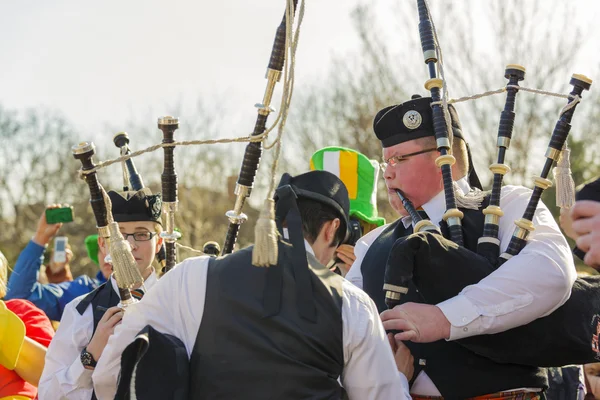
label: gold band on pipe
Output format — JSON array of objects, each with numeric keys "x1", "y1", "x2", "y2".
[
  {"x1": 489, "y1": 163, "x2": 510, "y2": 175},
  {"x1": 545, "y1": 147, "x2": 561, "y2": 161},
  {"x1": 414, "y1": 220, "x2": 437, "y2": 233},
  {"x1": 515, "y1": 218, "x2": 535, "y2": 232},
  {"x1": 435, "y1": 154, "x2": 456, "y2": 168},
  {"x1": 383, "y1": 283, "x2": 409, "y2": 294},
  {"x1": 484, "y1": 214, "x2": 500, "y2": 226},
  {"x1": 533, "y1": 177, "x2": 553, "y2": 190},
  {"x1": 483, "y1": 205, "x2": 504, "y2": 217},
  {"x1": 506, "y1": 64, "x2": 526, "y2": 72},
  {"x1": 425, "y1": 78, "x2": 443, "y2": 90},
  {"x1": 513, "y1": 227, "x2": 530, "y2": 240}
]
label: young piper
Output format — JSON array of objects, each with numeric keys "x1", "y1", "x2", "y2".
[{"x1": 38, "y1": 189, "x2": 163, "y2": 399}]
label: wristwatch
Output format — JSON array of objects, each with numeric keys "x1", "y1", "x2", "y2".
[{"x1": 80, "y1": 347, "x2": 97, "y2": 369}]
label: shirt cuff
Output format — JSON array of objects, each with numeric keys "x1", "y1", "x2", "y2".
[
  {"x1": 67, "y1": 357, "x2": 94, "y2": 388},
  {"x1": 436, "y1": 294, "x2": 482, "y2": 340}
]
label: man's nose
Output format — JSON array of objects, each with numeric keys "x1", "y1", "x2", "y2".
[
  {"x1": 383, "y1": 163, "x2": 395, "y2": 181},
  {"x1": 126, "y1": 235, "x2": 138, "y2": 249}
]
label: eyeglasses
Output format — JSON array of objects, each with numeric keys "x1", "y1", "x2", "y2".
[
  {"x1": 380, "y1": 147, "x2": 438, "y2": 169},
  {"x1": 121, "y1": 231, "x2": 156, "y2": 242}
]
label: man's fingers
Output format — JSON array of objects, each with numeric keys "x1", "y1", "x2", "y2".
[
  {"x1": 106, "y1": 310, "x2": 124, "y2": 327},
  {"x1": 571, "y1": 201, "x2": 600, "y2": 220},
  {"x1": 395, "y1": 330, "x2": 417, "y2": 342},
  {"x1": 100, "y1": 306, "x2": 123, "y2": 322},
  {"x1": 380, "y1": 307, "x2": 407, "y2": 322},
  {"x1": 382, "y1": 318, "x2": 413, "y2": 333},
  {"x1": 336, "y1": 252, "x2": 354, "y2": 265},
  {"x1": 576, "y1": 234, "x2": 592, "y2": 252},
  {"x1": 572, "y1": 217, "x2": 594, "y2": 237}
]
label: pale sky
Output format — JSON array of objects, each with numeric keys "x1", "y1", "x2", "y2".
[
  {"x1": 0, "y1": 0, "x2": 362, "y2": 139},
  {"x1": 1, "y1": 0, "x2": 599, "y2": 144}
]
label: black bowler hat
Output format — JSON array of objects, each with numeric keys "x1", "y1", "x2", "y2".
[
  {"x1": 274, "y1": 171, "x2": 350, "y2": 239},
  {"x1": 373, "y1": 95, "x2": 464, "y2": 148},
  {"x1": 108, "y1": 189, "x2": 163, "y2": 225},
  {"x1": 269, "y1": 170, "x2": 350, "y2": 323}
]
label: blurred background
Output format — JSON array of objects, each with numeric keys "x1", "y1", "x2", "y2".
[{"x1": 1, "y1": 0, "x2": 599, "y2": 276}]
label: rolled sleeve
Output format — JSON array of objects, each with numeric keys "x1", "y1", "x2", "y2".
[{"x1": 437, "y1": 186, "x2": 576, "y2": 340}]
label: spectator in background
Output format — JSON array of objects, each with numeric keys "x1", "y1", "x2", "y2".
[
  {"x1": 38, "y1": 242, "x2": 74, "y2": 284},
  {"x1": 0, "y1": 249, "x2": 54, "y2": 399},
  {"x1": 309, "y1": 146, "x2": 386, "y2": 276},
  {"x1": 4, "y1": 205, "x2": 108, "y2": 321}
]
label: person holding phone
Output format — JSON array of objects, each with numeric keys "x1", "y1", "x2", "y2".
[
  {"x1": 4, "y1": 205, "x2": 107, "y2": 322},
  {"x1": 38, "y1": 238, "x2": 75, "y2": 284},
  {"x1": 38, "y1": 189, "x2": 163, "y2": 400}
]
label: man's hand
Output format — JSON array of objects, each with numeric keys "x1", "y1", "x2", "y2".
[
  {"x1": 387, "y1": 333, "x2": 414, "y2": 380},
  {"x1": 571, "y1": 200, "x2": 600, "y2": 268},
  {"x1": 381, "y1": 302, "x2": 450, "y2": 343},
  {"x1": 333, "y1": 244, "x2": 356, "y2": 277},
  {"x1": 86, "y1": 306, "x2": 123, "y2": 362},
  {"x1": 559, "y1": 207, "x2": 578, "y2": 241},
  {"x1": 32, "y1": 204, "x2": 63, "y2": 246}
]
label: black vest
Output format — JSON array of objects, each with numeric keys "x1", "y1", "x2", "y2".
[
  {"x1": 361, "y1": 203, "x2": 548, "y2": 398},
  {"x1": 189, "y1": 243, "x2": 345, "y2": 399},
  {"x1": 76, "y1": 280, "x2": 120, "y2": 333}
]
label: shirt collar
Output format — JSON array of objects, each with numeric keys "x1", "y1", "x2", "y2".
[
  {"x1": 401, "y1": 176, "x2": 471, "y2": 228},
  {"x1": 282, "y1": 228, "x2": 316, "y2": 257}
]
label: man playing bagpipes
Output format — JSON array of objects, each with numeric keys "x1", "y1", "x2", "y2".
[
  {"x1": 310, "y1": 146, "x2": 387, "y2": 277},
  {"x1": 92, "y1": 170, "x2": 413, "y2": 400},
  {"x1": 345, "y1": 95, "x2": 578, "y2": 398},
  {"x1": 0, "y1": 250, "x2": 54, "y2": 400},
  {"x1": 38, "y1": 189, "x2": 164, "y2": 400}
]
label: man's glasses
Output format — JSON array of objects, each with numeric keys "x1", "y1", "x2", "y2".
[
  {"x1": 380, "y1": 147, "x2": 438, "y2": 169},
  {"x1": 121, "y1": 232, "x2": 156, "y2": 242}
]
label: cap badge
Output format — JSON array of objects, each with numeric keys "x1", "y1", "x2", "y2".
[{"x1": 403, "y1": 110, "x2": 422, "y2": 130}]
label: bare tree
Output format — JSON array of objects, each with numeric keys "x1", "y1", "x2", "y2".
[{"x1": 282, "y1": 0, "x2": 599, "y2": 222}]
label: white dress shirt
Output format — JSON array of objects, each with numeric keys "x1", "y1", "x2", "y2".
[
  {"x1": 345, "y1": 178, "x2": 577, "y2": 395},
  {"x1": 93, "y1": 242, "x2": 411, "y2": 400},
  {"x1": 38, "y1": 272, "x2": 158, "y2": 400}
]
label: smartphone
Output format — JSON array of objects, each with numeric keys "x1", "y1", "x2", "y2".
[
  {"x1": 53, "y1": 236, "x2": 68, "y2": 264},
  {"x1": 45, "y1": 207, "x2": 74, "y2": 224}
]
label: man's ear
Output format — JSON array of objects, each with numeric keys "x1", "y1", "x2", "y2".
[{"x1": 326, "y1": 218, "x2": 341, "y2": 245}]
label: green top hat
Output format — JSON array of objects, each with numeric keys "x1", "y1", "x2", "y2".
[{"x1": 310, "y1": 146, "x2": 385, "y2": 227}]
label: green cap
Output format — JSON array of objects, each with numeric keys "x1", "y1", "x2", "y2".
[
  {"x1": 85, "y1": 234, "x2": 99, "y2": 266},
  {"x1": 310, "y1": 146, "x2": 385, "y2": 227}
]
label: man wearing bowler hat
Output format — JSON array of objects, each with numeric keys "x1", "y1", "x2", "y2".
[{"x1": 93, "y1": 170, "x2": 412, "y2": 399}]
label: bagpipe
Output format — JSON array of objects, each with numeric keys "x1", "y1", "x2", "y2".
[
  {"x1": 72, "y1": 142, "x2": 144, "y2": 308},
  {"x1": 113, "y1": 132, "x2": 168, "y2": 271},
  {"x1": 221, "y1": 0, "x2": 298, "y2": 256},
  {"x1": 383, "y1": 0, "x2": 599, "y2": 368},
  {"x1": 72, "y1": 0, "x2": 303, "y2": 278}
]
